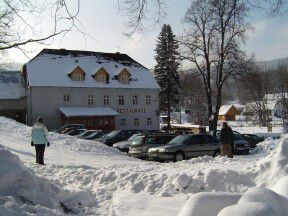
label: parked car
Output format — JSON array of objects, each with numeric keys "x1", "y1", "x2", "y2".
[
  {"x1": 209, "y1": 130, "x2": 250, "y2": 155},
  {"x1": 242, "y1": 134, "x2": 264, "y2": 148},
  {"x1": 84, "y1": 131, "x2": 107, "y2": 140},
  {"x1": 67, "y1": 129, "x2": 87, "y2": 136},
  {"x1": 113, "y1": 133, "x2": 142, "y2": 152},
  {"x1": 129, "y1": 134, "x2": 177, "y2": 159},
  {"x1": 95, "y1": 130, "x2": 141, "y2": 146},
  {"x1": 56, "y1": 124, "x2": 85, "y2": 134},
  {"x1": 233, "y1": 134, "x2": 250, "y2": 155},
  {"x1": 75, "y1": 130, "x2": 101, "y2": 139},
  {"x1": 147, "y1": 134, "x2": 220, "y2": 162}
]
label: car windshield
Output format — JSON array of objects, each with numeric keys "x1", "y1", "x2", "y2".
[
  {"x1": 131, "y1": 136, "x2": 144, "y2": 145},
  {"x1": 83, "y1": 131, "x2": 97, "y2": 136},
  {"x1": 70, "y1": 129, "x2": 86, "y2": 135},
  {"x1": 168, "y1": 135, "x2": 191, "y2": 145},
  {"x1": 77, "y1": 131, "x2": 90, "y2": 136},
  {"x1": 103, "y1": 130, "x2": 121, "y2": 138},
  {"x1": 128, "y1": 134, "x2": 141, "y2": 141}
]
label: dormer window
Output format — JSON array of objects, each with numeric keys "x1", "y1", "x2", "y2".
[
  {"x1": 118, "y1": 68, "x2": 131, "y2": 84},
  {"x1": 93, "y1": 67, "x2": 109, "y2": 83},
  {"x1": 68, "y1": 66, "x2": 85, "y2": 81},
  {"x1": 121, "y1": 76, "x2": 128, "y2": 83},
  {"x1": 97, "y1": 75, "x2": 106, "y2": 83},
  {"x1": 74, "y1": 74, "x2": 83, "y2": 81}
]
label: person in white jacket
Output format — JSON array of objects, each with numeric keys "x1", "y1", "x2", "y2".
[{"x1": 31, "y1": 117, "x2": 50, "y2": 165}]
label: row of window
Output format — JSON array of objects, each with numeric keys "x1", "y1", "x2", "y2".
[
  {"x1": 63, "y1": 94, "x2": 152, "y2": 106},
  {"x1": 70, "y1": 67, "x2": 131, "y2": 84},
  {"x1": 120, "y1": 118, "x2": 152, "y2": 127}
]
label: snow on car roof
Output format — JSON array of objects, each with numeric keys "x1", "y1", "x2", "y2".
[
  {"x1": 26, "y1": 49, "x2": 160, "y2": 89},
  {"x1": 0, "y1": 71, "x2": 25, "y2": 99},
  {"x1": 59, "y1": 107, "x2": 119, "y2": 117}
]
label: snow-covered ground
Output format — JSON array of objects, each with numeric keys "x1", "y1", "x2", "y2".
[{"x1": 0, "y1": 117, "x2": 288, "y2": 215}]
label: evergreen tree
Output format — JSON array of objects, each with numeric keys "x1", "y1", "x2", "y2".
[{"x1": 154, "y1": 24, "x2": 180, "y2": 129}]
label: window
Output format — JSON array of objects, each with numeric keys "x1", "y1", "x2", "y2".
[
  {"x1": 73, "y1": 73, "x2": 84, "y2": 81},
  {"x1": 119, "y1": 95, "x2": 124, "y2": 105},
  {"x1": 104, "y1": 95, "x2": 109, "y2": 106},
  {"x1": 120, "y1": 119, "x2": 126, "y2": 126},
  {"x1": 118, "y1": 68, "x2": 130, "y2": 84},
  {"x1": 63, "y1": 94, "x2": 70, "y2": 102},
  {"x1": 132, "y1": 95, "x2": 138, "y2": 105},
  {"x1": 147, "y1": 118, "x2": 152, "y2": 126},
  {"x1": 147, "y1": 137, "x2": 159, "y2": 145},
  {"x1": 134, "y1": 118, "x2": 139, "y2": 127},
  {"x1": 97, "y1": 75, "x2": 106, "y2": 83},
  {"x1": 120, "y1": 75, "x2": 128, "y2": 84},
  {"x1": 146, "y1": 96, "x2": 152, "y2": 105},
  {"x1": 94, "y1": 67, "x2": 109, "y2": 83},
  {"x1": 69, "y1": 66, "x2": 85, "y2": 81},
  {"x1": 191, "y1": 135, "x2": 204, "y2": 144},
  {"x1": 88, "y1": 94, "x2": 94, "y2": 106}
]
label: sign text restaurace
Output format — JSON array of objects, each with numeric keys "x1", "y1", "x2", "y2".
[{"x1": 117, "y1": 108, "x2": 146, "y2": 114}]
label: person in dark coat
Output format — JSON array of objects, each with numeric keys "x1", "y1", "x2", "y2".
[
  {"x1": 219, "y1": 122, "x2": 234, "y2": 158},
  {"x1": 31, "y1": 117, "x2": 50, "y2": 165}
]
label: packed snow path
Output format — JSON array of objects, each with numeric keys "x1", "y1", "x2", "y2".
[{"x1": 0, "y1": 117, "x2": 287, "y2": 215}]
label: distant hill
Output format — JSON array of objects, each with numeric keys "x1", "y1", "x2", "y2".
[{"x1": 256, "y1": 57, "x2": 288, "y2": 72}]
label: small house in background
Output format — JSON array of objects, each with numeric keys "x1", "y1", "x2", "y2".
[
  {"x1": 0, "y1": 71, "x2": 26, "y2": 123},
  {"x1": 218, "y1": 105, "x2": 241, "y2": 121}
]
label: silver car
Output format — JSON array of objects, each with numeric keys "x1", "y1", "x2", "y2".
[
  {"x1": 147, "y1": 134, "x2": 220, "y2": 162},
  {"x1": 113, "y1": 134, "x2": 142, "y2": 152},
  {"x1": 129, "y1": 134, "x2": 177, "y2": 159}
]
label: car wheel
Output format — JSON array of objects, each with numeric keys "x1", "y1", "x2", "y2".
[
  {"x1": 174, "y1": 152, "x2": 184, "y2": 162},
  {"x1": 245, "y1": 150, "x2": 249, "y2": 155},
  {"x1": 213, "y1": 151, "x2": 221, "y2": 157}
]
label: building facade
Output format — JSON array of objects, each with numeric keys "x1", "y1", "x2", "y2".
[
  {"x1": 0, "y1": 71, "x2": 26, "y2": 123},
  {"x1": 24, "y1": 49, "x2": 160, "y2": 130}
]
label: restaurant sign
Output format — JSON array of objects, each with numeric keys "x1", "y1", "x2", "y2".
[{"x1": 117, "y1": 108, "x2": 146, "y2": 114}]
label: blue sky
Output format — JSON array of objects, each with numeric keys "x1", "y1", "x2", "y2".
[{"x1": 7, "y1": 0, "x2": 288, "y2": 68}]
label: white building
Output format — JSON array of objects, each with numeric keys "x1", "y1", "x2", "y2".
[
  {"x1": 0, "y1": 71, "x2": 26, "y2": 123},
  {"x1": 23, "y1": 49, "x2": 160, "y2": 130}
]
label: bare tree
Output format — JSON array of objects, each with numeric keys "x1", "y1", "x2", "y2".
[
  {"x1": 117, "y1": 0, "x2": 287, "y2": 36},
  {"x1": 116, "y1": 0, "x2": 167, "y2": 36},
  {"x1": 240, "y1": 71, "x2": 271, "y2": 126},
  {"x1": 264, "y1": 0, "x2": 288, "y2": 15},
  {"x1": 0, "y1": 0, "x2": 84, "y2": 53},
  {"x1": 180, "y1": 0, "x2": 253, "y2": 130},
  {"x1": 179, "y1": 71, "x2": 207, "y2": 125}
]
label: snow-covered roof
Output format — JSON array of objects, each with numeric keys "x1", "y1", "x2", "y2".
[
  {"x1": 59, "y1": 107, "x2": 119, "y2": 117},
  {"x1": 26, "y1": 49, "x2": 160, "y2": 89},
  {"x1": 219, "y1": 105, "x2": 234, "y2": 115},
  {"x1": 0, "y1": 71, "x2": 25, "y2": 99},
  {"x1": 232, "y1": 104, "x2": 245, "y2": 112}
]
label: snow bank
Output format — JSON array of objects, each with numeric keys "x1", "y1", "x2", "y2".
[
  {"x1": 111, "y1": 190, "x2": 185, "y2": 216},
  {"x1": 0, "y1": 145, "x2": 95, "y2": 214},
  {"x1": 271, "y1": 175, "x2": 288, "y2": 198},
  {"x1": 218, "y1": 187, "x2": 288, "y2": 216},
  {"x1": 178, "y1": 192, "x2": 241, "y2": 216},
  {"x1": 177, "y1": 133, "x2": 288, "y2": 216},
  {"x1": 0, "y1": 116, "x2": 133, "y2": 167},
  {"x1": 255, "y1": 134, "x2": 288, "y2": 187},
  {"x1": 1, "y1": 116, "x2": 288, "y2": 215}
]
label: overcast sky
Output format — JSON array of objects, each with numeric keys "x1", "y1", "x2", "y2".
[{"x1": 6, "y1": 0, "x2": 288, "y2": 69}]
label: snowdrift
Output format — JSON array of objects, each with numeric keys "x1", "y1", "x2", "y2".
[
  {"x1": 0, "y1": 116, "x2": 134, "y2": 167},
  {"x1": 178, "y1": 134, "x2": 288, "y2": 216},
  {"x1": 1, "y1": 116, "x2": 288, "y2": 215},
  {"x1": 0, "y1": 144, "x2": 95, "y2": 215}
]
